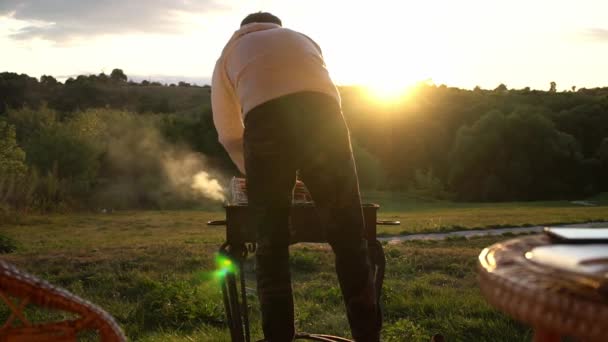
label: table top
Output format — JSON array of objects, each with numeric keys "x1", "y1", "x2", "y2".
[{"x1": 478, "y1": 234, "x2": 608, "y2": 341}]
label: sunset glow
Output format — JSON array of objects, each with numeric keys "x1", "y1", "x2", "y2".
[
  {"x1": 2, "y1": 0, "x2": 608, "y2": 93},
  {"x1": 364, "y1": 82, "x2": 412, "y2": 104}
]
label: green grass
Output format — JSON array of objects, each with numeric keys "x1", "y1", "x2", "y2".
[
  {"x1": 1, "y1": 197, "x2": 606, "y2": 340},
  {"x1": 363, "y1": 192, "x2": 608, "y2": 235}
]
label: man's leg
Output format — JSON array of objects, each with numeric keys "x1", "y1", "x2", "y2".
[
  {"x1": 297, "y1": 98, "x2": 381, "y2": 341},
  {"x1": 301, "y1": 166, "x2": 380, "y2": 342},
  {"x1": 244, "y1": 108, "x2": 297, "y2": 342}
]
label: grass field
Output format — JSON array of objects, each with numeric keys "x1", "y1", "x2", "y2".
[
  {"x1": 1, "y1": 197, "x2": 607, "y2": 341},
  {"x1": 363, "y1": 192, "x2": 608, "y2": 235}
]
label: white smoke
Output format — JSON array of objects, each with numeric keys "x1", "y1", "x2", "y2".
[
  {"x1": 191, "y1": 171, "x2": 225, "y2": 202},
  {"x1": 162, "y1": 152, "x2": 226, "y2": 203},
  {"x1": 95, "y1": 110, "x2": 227, "y2": 207}
]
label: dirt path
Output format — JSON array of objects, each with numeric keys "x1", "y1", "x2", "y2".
[{"x1": 378, "y1": 222, "x2": 607, "y2": 245}]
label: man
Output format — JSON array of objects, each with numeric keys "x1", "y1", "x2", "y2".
[{"x1": 211, "y1": 12, "x2": 381, "y2": 342}]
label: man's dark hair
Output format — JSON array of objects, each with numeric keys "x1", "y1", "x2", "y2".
[{"x1": 241, "y1": 12, "x2": 282, "y2": 27}]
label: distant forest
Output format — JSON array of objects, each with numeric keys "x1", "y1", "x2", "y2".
[{"x1": 1, "y1": 69, "x2": 608, "y2": 212}]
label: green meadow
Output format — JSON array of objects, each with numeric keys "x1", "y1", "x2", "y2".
[
  {"x1": 1, "y1": 197, "x2": 607, "y2": 341},
  {"x1": 364, "y1": 192, "x2": 608, "y2": 235}
]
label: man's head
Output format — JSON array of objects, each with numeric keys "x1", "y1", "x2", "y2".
[{"x1": 240, "y1": 12, "x2": 282, "y2": 27}]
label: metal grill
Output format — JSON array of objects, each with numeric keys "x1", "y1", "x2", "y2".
[{"x1": 209, "y1": 178, "x2": 397, "y2": 342}]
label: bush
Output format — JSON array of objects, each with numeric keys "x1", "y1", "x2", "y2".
[
  {"x1": 33, "y1": 165, "x2": 69, "y2": 211},
  {"x1": 409, "y1": 169, "x2": 453, "y2": 200},
  {"x1": 0, "y1": 170, "x2": 38, "y2": 212},
  {"x1": 25, "y1": 124, "x2": 100, "y2": 186},
  {"x1": 0, "y1": 120, "x2": 27, "y2": 177},
  {"x1": 0, "y1": 119, "x2": 36, "y2": 211}
]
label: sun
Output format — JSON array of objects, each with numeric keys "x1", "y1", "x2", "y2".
[
  {"x1": 353, "y1": 58, "x2": 421, "y2": 104},
  {"x1": 316, "y1": 1, "x2": 450, "y2": 105},
  {"x1": 365, "y1": 81, "x2": 412, "y2": 104},
  {"x1": 361, "y1": 72, "x2": 417, "y2": 104}
]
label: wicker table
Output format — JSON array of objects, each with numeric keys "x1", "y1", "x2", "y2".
[{"x1": 478, "y1": 235, "x2": 608, "y2": 342}]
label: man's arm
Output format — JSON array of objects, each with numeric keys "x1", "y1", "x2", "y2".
[{"x1": 211, "y1": 58, "x2": 246, "y2": 174}]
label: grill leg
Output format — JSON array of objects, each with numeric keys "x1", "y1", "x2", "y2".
[
  {"x1": 369, "y1": 239, "x2": 385, "y2": 303},
  {"x1": 239, "y1": 257, "x2": 251, "y2": 342},
  {"x1": 219, "y1": 244, "x2": 250, "y2": 342},
  {"x1": 220, "y1": 274, "x2": 237, "y2": 342},
  {"x1": 227, "y1": 271, "x2": 244, "y2": 340},
  {"x1": 368, "y1": 239, "x2": 385, "y2": 331}
]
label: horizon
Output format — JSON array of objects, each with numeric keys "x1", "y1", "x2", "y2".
[
  {"x1": 8, "y1": 70, "x2": 606, "y2": 93},
  {"x1": 2, "y1": 0, "x2": 608, "y2": 93}
]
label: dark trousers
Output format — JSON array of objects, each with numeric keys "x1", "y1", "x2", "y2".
[{"x1": 244, "y1": 92, "x2": 381, "y2": 342}]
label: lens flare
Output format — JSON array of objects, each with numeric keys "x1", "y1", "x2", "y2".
[{"x1": 213, "y1": 254, "x2": 237, "y2": 281}]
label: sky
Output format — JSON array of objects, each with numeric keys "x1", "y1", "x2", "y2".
[{"x1": 2, "y1": 0, "x2": 608, "y2": 91}]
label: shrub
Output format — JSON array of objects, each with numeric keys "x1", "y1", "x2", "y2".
[
  {"x1": 409, "y1": 169, "x2": 453, "y2": 200},
  {"x1": 0, "y1": 120, "x2": 27, "y2": 177}
]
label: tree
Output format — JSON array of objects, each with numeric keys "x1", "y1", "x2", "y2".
[
  {"x1": 0, "y1": 120, "x2": 27, "y2": 177},
  {"x1": 351, "y1": 142, "x2": 386, "y2": 190},
  {"x1": 597, "y1": 137, "x2": 608, "y2": 162},
  {"x1": 0, "y1": 72, "x2": 41, "y2": 114},
  {"x1": 97, "y1": 72, "x2": 110, "y2": 83},
  {"x1": 596, "y1": 138, "x2": 608, "y2": 191},
  {"x1": 552, "y1": 104, "x2": 608, "y2": 157},
  {"x1": 25, "y1": 125, "x2": 100, "y2": 182},
  {"x1": 40, "y1": 75, "x2": 58, "y2": 86},
  {"x1": 410, "y1": 168, "x2": 451, "y2": 199},
  {"x1": 449, "y1": 108, "x2": 583, "y2": 200},
  {"x1": 549, "y1": 81, "x2": 557, "y2": 92},
  {"x1": 7, "y1": 106, "x2": 58, "y2": 147},
  {"x1": 110, "y1": 68, "x2": 128, "y2": 83},
  {"x1": 0, "y1": 120, "x2": 37, "y2": 212},
  {"x1": 494, "y1": 83, "x2": 508, "y2": 92}
]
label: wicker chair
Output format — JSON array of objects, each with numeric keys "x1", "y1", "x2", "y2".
[
  {"x1": 0, "y1": 259, "x2": 126, "y2": 341},
  {"x1": 478, "y1": 235, "x2": 608, "y2": 342}
]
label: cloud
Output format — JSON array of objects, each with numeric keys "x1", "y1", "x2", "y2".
[
  {"x1": 0, "y1": 0, "x2": 227, "y2": 41},
  {"x1": 583, "y1": 28, "x2": 608, "y2": 42}
]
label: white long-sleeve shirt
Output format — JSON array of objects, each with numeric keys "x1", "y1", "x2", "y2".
[{"x1": 211, "y1": 22, "x2": 341, "y2": 174}]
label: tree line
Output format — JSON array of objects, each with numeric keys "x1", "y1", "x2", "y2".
[
  {"x1": 341, "y1": 84, "x2": 608, "y2": 201},
  {"x1": 1, "y1": 70, "x2": 607, "y2": 214}
]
